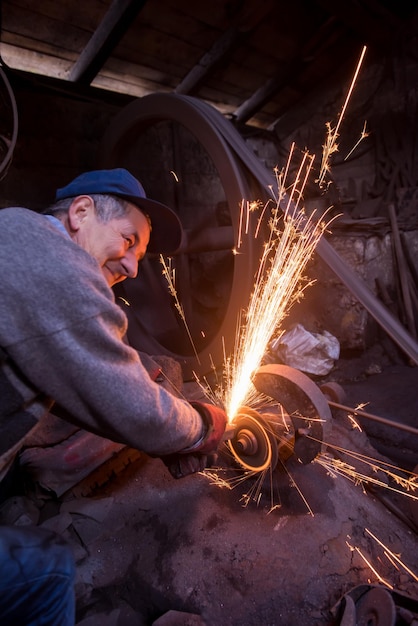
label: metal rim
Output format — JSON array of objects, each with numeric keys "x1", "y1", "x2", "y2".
[
  {"x1": 253, "y1": 363, "x2": 333, "y2": 463},
  {"x1": 101, "y1": 93, "x2": 265, "y2": 379}
]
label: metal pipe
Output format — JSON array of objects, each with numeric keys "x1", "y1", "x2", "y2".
[
  {"x1": 180, "y1": 226, "x2": 234, "y2": 254},
  {"x1": 328, "y1": 400, "x2": 418, "y2": 436}
]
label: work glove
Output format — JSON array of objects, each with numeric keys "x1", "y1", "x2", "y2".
[{"x1": 161, "y1": 401, "x2": 227, "y2": 479}]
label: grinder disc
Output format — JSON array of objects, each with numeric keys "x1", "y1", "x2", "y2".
[{"x1": 228, "y1": 407, "x2": 279, "y2": 472}]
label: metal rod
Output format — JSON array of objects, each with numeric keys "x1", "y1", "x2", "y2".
[{"x1": 328, "y1": 400, "x2": 418, "y2": 436}]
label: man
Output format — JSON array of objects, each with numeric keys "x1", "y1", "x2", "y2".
[{"x1": 0, "y1": 167, "x2": 227, "y2": 624}]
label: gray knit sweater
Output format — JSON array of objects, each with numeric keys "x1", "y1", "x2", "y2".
[{"x1": 0, "y1": 207, "x2": 203, "y2": 468}]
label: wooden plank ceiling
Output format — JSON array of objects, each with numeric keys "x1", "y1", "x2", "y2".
[{"x1": 0, "y1": 0, "x2": 416, "y2": 130}]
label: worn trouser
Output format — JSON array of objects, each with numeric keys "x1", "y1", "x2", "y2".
[{"x1": 0, "y1": 525, "x2": 75, "y2": 626}]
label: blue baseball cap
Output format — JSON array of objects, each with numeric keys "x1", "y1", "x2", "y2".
[{"x1": 55, "y1": 168, "x2": 183, "y2": 254}]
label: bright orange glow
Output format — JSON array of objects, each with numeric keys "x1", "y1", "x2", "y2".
[{"x1": 218, "y1": 152, "x2": 336, "y2": 422}]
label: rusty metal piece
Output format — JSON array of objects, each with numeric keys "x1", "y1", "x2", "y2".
[
  {"x1": 274, "y1": 417, "x2": 296, "y2": 463},
  {"x1": 227, "y1": 406, "x2": 278, "y2": 472},
  {"x1": 252, "y1": 364, "x2": 332, "y2": 464}
]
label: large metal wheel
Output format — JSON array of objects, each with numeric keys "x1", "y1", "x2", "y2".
[
  {"x1": 101, "y1": 93, "x2": 267, "y2": 379},
  {"x1": 252, "y1": 363, "x2": 332, "y2": 464}
]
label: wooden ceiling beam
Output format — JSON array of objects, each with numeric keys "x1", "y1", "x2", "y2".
[
  {"x1": 233, "y1": 61, "x2": 305, "y2": 125},
  {"x1": 69, "y1": 0, "x2": 147, "y2": 85},
  {"x1": 233, "y1": 16, "x2": 340, "y2": 125},
  {"x1": 175, "y1": 26, "x2": 243, "y2": 95},
  {"x1": 175, "y1": 0, "x2": 276, "y2": 95}
]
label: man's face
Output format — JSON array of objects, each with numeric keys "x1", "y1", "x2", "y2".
[{"x1": 67, "y1": 197, "x2": 151, "y2": 287}]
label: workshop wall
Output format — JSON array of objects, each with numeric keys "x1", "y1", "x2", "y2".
[{"x1": 0, "y1": 70, "x2": 132, "y2": 211}]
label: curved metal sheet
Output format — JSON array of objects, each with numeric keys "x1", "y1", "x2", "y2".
[{"x1": 253, "y1": 363, "x2": 332, "y2": 463}]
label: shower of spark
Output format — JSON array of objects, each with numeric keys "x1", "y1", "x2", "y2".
[
  {"x1": 345, "y1": 537, "x2": 393, "y2": 589},
  {"x1": 365, "y1": 528, "x2": 418, "y2": 583},
  {"x1": 205, "y1": 456, "x2": 281, "y2": 512},
  {"x1": 315, "y1": 444, "x2": 418, "y2": 501},
  {"x1": 344, "y1": 120, "x2": 369, "y2": 161},
  {"x1": 159, "y1": 255, "x2": 201, "y2": 364},
  {"x1": 317, "y1": 45, "x2": 368, "y2": 189},
  {"x1": 220, "y1": 150, "x2": 337, "y2": 422},
  {"x1": 347, "y1": 414, "x2": 362, "y2": 431},
  {"x1": 346, "y1": 527, "x2": 418, "y2": 589}
]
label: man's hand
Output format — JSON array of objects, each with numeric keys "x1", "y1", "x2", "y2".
[{"x1": 162, "y1": 402, "x2": 227, "y2": 479}]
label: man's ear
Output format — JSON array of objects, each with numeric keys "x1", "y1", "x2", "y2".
[{"x1": 67, "y1": 196, "x2": 95, "y2": 232}]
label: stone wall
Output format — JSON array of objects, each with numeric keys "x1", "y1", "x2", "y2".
[{"x1": 285, "y1": 229, "x2": 396, "y2": 352}]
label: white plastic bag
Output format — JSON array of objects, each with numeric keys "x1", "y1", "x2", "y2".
[{"x1": 270, "y1": 323, "x2": 340, "y2": 376}]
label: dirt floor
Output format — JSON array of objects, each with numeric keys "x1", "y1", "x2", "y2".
[{"x1": 1, "y1": 343, "x2": 418, "y2": 626}]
